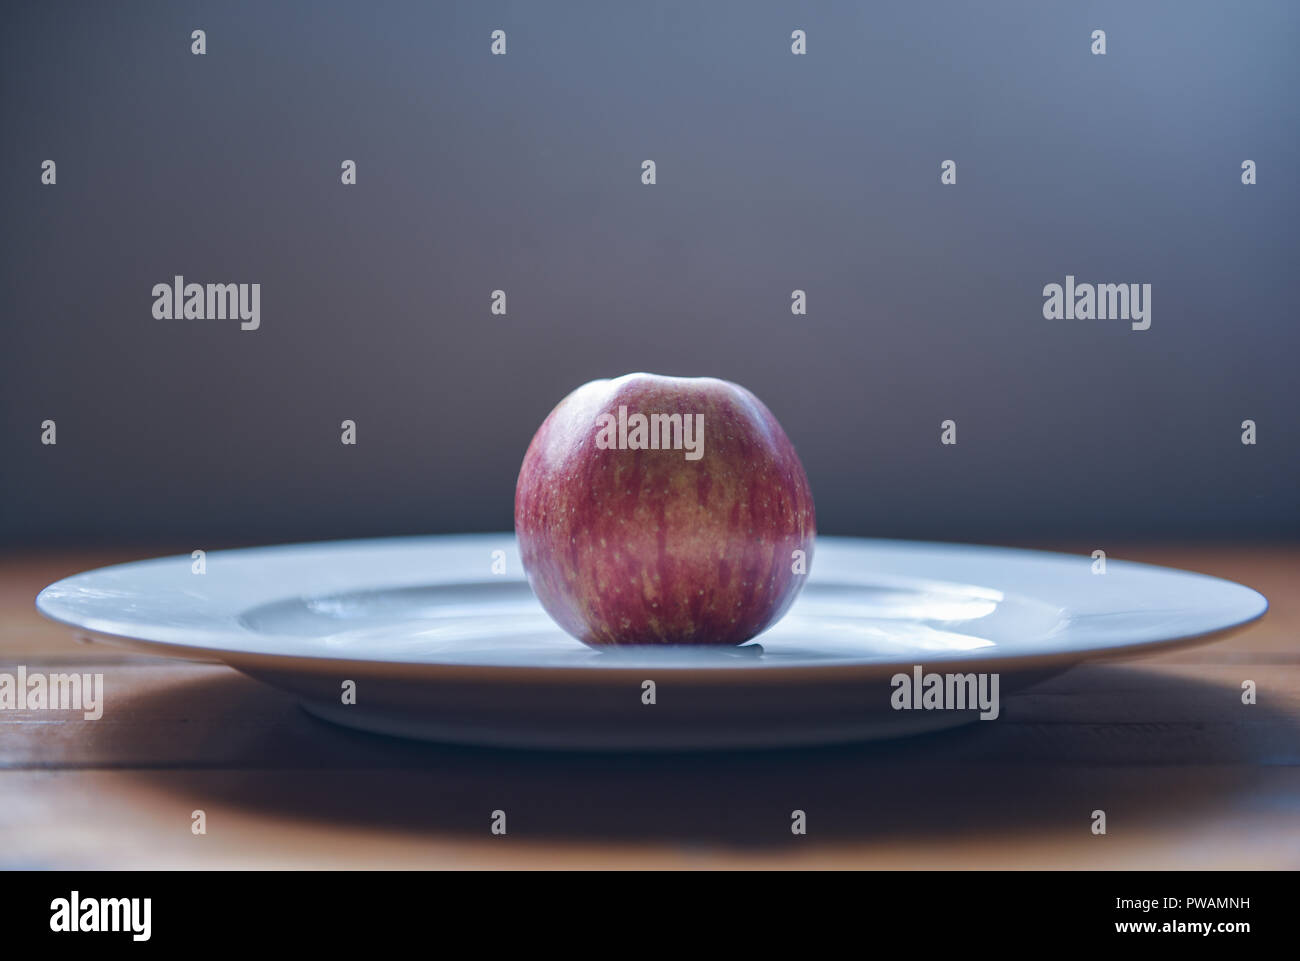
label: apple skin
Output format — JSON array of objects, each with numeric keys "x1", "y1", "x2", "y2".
[{"x1": 514, "y1": 373, "x2": 815, "y2": 646}]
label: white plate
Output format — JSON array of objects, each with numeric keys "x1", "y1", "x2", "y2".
[{"x1": 35, "y1": 535, "x2": 1267, "y2": 749}]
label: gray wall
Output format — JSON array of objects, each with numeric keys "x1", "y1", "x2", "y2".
[{"x1": 2, "y1": 0, "x2": 1297, "y2": 547}]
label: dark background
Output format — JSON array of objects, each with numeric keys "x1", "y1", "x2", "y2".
[{"x1": 2, "y1": 0, "x2": 1297, "y2": 548}]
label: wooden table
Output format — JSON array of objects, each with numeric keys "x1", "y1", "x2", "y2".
[{"x1": 2, "y1": 544, "x2": 1296, "y2": 869}]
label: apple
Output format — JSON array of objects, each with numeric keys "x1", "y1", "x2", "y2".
[{"x1": 514, "y1": 372, "x2": 815, "y2": 646}]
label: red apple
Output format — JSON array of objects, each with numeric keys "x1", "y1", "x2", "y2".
[{"x1": 514, "y1": 373, "x2": 815, "y2": 646}]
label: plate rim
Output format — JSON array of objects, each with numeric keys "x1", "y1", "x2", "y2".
[{"x1": 34, "y1": 533, "x2": 1270, "y2": 680}]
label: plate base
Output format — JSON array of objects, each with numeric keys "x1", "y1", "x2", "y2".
[{"x1": 298, "y1": 696, "x2": 980, "y2": 751}]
